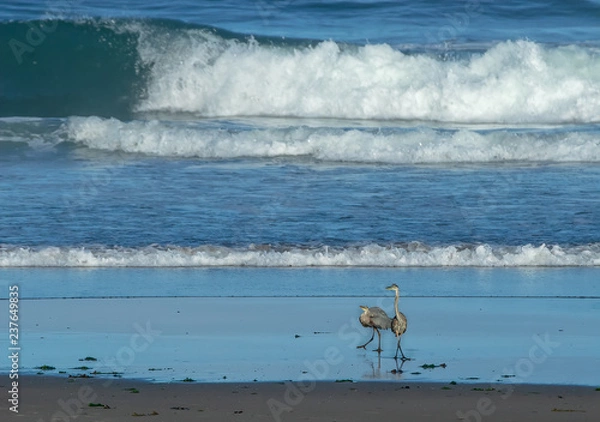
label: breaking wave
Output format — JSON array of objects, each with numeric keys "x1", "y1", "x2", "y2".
[{"x1": 2, "y1": 18, "x2": 600, "y2": 123}]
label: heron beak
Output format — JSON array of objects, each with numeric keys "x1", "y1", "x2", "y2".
[{"x1": 385, "y1": 285, "x2": 394, "y2": 290}]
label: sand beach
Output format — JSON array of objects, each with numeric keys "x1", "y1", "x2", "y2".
[{"x1": 3, "y1": 376, "x2": 599, "y2": 421}]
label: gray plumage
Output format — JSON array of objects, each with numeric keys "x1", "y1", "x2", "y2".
[
  {"x1": 357, "y1": 305, "x2": 391, "y2": 352},
  {"x1": 386, "y1": 283, "x2": 409, "y2": 360}
]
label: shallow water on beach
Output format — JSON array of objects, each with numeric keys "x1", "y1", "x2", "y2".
[
  {"x1": 8, "y1": 295, "x2": 600, "y2": 385},
  {"x1": 2, "y1": 267, "x2": 600, "y2": 299}
]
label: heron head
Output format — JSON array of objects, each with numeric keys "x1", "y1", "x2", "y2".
[{"x1": 385, "y1": 283, "x2": 399, "y2": 291}]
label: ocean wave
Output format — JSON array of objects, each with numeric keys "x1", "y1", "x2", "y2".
[
  {"x1": 63, "y1": 116, "x2": 600, "y2": 163},
  {"x1": 1, "y1": 18, "x2": 600, "y2": 123},
  {"x1": 0, "y1": 18, "x2": 150, "y2": 119},
  {"x1": 137, "y1": 34, "x2": 600, "y2": 123},
  {"x1": 1, "y1": 243, "x2": 599, "y2": 267}
]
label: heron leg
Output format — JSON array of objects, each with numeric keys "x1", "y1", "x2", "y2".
[
  {"x1": 374, "y1": 328, "x2": 383, "y2": 353},
  {"x1": 357, "y1": 328, "x2": 375, "y2": 349},
  {"x1": 393, "y1": 357, "x2": 406, "y2": 374},
  {"x1": 394, "y1": 336, "x2": 410, "y2": 361}
]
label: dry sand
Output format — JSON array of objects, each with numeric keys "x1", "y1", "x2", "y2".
[{"x1": 3, "y1": 376, "x2": 599, "y2": 421}]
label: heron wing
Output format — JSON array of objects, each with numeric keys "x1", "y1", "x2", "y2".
[{"x1": 368, "y1": 307, "x2": 392, "y2": 329}]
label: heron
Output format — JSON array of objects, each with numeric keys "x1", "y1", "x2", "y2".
[
  {"x1": 357, "y1": 305, "x2": 392, "y2": 352},
  {"x1": 385, "y1": 283, "x2": 409, "y2": 360}
]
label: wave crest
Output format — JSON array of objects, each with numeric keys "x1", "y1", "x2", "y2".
[
  {"x1": 137, "y1": 36, "x2": 600, "y2": 123},
  {"x1": 2, "y1": 18, "x2": 600, "y2": 123}
]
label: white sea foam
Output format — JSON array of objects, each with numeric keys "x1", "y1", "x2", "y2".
[
  {"x1": 64, "y1": 116, "x2": 600, "y2": 163},
  {"x1": 132, "y1": 30, "x2": 600, "y2": 123},
  {"x1": 1, "y1": 243, "x2": 599, "y2": 267}
]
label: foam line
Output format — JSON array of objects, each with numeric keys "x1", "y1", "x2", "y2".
[
  {"x1": 64, "y1": 117, "x2": 600, "y2": 163},
  {"x1": 1, "y1": 243, "x2": 598, "y2": 267}
]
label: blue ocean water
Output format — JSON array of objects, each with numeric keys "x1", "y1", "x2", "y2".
[{"x1": 1, "y1": 0, "x2": 600, "y2": 272}]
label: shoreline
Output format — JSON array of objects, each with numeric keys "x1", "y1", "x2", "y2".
[{"x1": 3, "y1": 376, "x2": 599, "y2": 421}]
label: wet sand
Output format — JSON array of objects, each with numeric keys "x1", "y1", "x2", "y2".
[{"x1": 3, "y1": 376, "x2": 599, "y2": 421}]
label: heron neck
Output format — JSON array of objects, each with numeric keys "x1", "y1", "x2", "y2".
[{"x1": 394, "y1": 290, "x2": 401, "y2": 320}]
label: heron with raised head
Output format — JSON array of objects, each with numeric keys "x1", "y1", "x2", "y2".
[
  {"x1": 385, "y1": 283, "x2": 409, "y2": 360},
  {"x1": 357, "y1": 305, "x2": 392, "y2": 352}
]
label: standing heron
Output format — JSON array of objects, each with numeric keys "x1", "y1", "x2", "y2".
[
  {"x1": 357, "y1": 305, "x2": 391, "y2": 352},
  {"x1": 385, "y1": 283, "x2": 409, "y2": 360}
]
